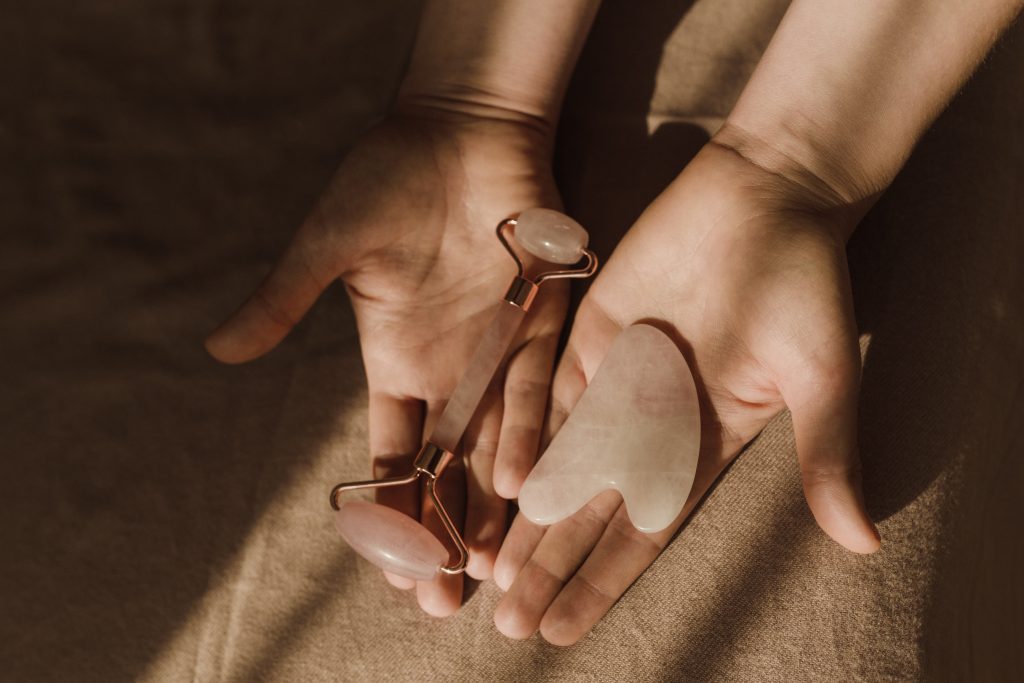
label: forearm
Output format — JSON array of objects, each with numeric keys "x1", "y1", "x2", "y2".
[
  {"x1": 397, "y1": 0, "x2": 600, "y2": 129},
  {"x1": 717, "y1": 0, "x2": 1023, "y2": 207}
]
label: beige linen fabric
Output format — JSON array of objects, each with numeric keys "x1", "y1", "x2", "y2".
[{"x1": 2, "y1": 1, "x2": 1022, "y2": 681}]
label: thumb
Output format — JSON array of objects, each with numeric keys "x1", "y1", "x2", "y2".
[
  {"x1": 205, "y1": 233, "x2": 336, "y2": 364},
  {"x1": 780, "y1": 352, "x2": 881, "y2": 554}
]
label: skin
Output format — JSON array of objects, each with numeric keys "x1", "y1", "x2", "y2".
[
  {"x1": 493, "y1": 134, "x2": 876, "y2": 644},
  {"x1": 207, "y1": 0, "x2": 598, "y2": 616},
  {"x1": 492, "y1": 0, "x2": 1023, "y2": 646},
  {"x1": 205, "y1": 106, "x2": 566, "y2": 615},
  {"x1": 205, "y1": 0, "x2": 1023, "y2": 638}
]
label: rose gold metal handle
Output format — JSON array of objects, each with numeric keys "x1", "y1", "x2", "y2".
[
  {"x1": 330, "y1": 214, "x2": 599, "y2": 577},
  {"x1": 330, "y1": 442, "x2": 467, "y2": 574},
  {"x1": 495, "y1": 217, "x2": 598, "y2": 309}
]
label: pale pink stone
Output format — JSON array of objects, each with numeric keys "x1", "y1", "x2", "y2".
[
  {"x1": 429, "y1": 302, "x2": 525, "y2": 452},
  {"x1": 518, "y1": 324, "x2": 701, "y2": 533},
  {"x1": 334, "y1": 501, "x2": 448, "y2": 581},
  {"x1": 513, "y1": 208, "x2": 588, "y2": 264}
]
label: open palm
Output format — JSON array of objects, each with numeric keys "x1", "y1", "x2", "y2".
[
  {"x1": 205, "y1": 109, "x2": 566, "y2": 616},
  {"x1": 494, "y1": 139, "x2": 881, "y2": 644}
]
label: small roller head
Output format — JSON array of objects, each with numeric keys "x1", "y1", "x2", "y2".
[{"x1": 513, "y1": 208, "x2": 589, "y2": 264}]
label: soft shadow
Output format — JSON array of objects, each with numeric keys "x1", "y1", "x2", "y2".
[
  {"x1": 849, "y1": 19, "x2": 1024, "y2": 677},
  {"x1": 556, "y1": 0, "x2": 705, "y2": 264},
  {"x1": 850, "y1": 20, "x2": 1024, "y2": 522},
  {"x1": 0, "y1": 1, "x2": 420, "y2": 682}
]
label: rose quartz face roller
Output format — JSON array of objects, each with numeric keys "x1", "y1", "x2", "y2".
[{"x1": 330, "y1": 209, "x2": 598, "y2": 581}]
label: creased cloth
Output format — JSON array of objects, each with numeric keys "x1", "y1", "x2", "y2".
[{"x1": 1, "y1": 1, "x2": 1022, "y2": 681}]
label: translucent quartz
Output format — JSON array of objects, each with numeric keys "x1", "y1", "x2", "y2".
[
  {"x1": 429, "y1": 302, "x2": 525, "y2": 452},
  {"x1": 513, "y1": 208, "x2": 589, "y2": 264},
  {"x1": 334, "y1": 501, "x2": 448, "y2": 581},
  {"x1": 518, "y1": 324, "x2": 701, "y2": 533}
]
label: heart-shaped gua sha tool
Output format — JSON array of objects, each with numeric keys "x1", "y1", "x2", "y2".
[
  {"x1": 518, "y1": 324, "x2": 701, "y2": 534},
  {"x1": 330, "y1": 209, "x2": 599, "y2": 581}
]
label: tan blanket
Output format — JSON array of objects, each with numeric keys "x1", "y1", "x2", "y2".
[{"x1": 3, "y1": 1, "x2": 1022, "y2": 680}]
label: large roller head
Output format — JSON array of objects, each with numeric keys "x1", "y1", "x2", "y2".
[{"x1": 334, "y1": 501, "x2": 448, "y2": 581}]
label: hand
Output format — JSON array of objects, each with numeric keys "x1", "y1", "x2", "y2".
[
  {"x1": 493, "y1": 134, "x2": 881, "y2": 644},
  {"x1": 205, "y1": 104, "x2": 567, "y2": 616}
]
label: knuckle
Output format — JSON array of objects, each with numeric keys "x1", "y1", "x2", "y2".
[
  {"x1": 574, "y1": 498, "x2": 612, "y2": 531},
  {"x1": 573, "y1": 572, "x2": 615, "y2": 605},
  {"x1": 606, "y1": 514, "x2": 663, "y2": 557},
  {"x1": 525, "y1": 557, "x2": 569, "y2": 585},
  {"x1": 801, "y1": 457, "x2": 862, "y2": 487},
  {"x1": 505, "y1": 376, "x2": 548, "y2": 404},
  {"x1": 467, "y1": 437, "x2": 499, "y2": 460},
  {"x1": 498, "y1": 422, "x2": 540, "y2": 447}
]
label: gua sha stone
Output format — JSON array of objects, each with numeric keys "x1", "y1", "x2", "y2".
[
  {"x1": 514, "y1": 208, "x2": 589, "y2": 264},
  {"x1": 518, "y1": 324, "x2": 701, "y2": 533},
  {"x1": 334, "y1": 501, "x2": 448, "y2": 581}
]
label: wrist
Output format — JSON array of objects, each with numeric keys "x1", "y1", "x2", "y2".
[
  {"x1": 697, "y1": 125, "x2": 873, "y2": 244},
  {"x1": 394, "y1": 84, "x2": 556, "y2": 143},
  {"x1": 709, "y1": 121, "x2": 881, "y2": 227},
  {"x1": 395, "y1": 0, "x2": 599, "y2": 140},
  {"x1": 389, "y1": 93, "x2": 557, "y2": 165}
]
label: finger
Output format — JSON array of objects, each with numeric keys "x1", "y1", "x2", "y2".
[
  {"x1": 417, "y1": 460, "x2": 466, "y2": 617},
  {"x1": 205, "y1": 229, "x2": 336, "y2": 364},
  {"x1": 493, "y1": 334, "x2": 559, "y2": 499},
  {"x1": 781, "y1": 353, "x2": 881, "y2": 554},
  {"x1": 536, "y1": 445, "x2": 729, "y2": 646},
  {"x1": 539, "y1": 504, "x2": 675, "y2": 646},
  {"x1": 543, "y1": 300, "x2": 622, "y2": 447},
  {"x1": 368, "y1": 392, "x2": 423, "y2": 590},
  {"x1": 492, "y1": 510, "x2": 546, "y2": 592},
  {"x1": 544, "y1": 341, "x2": 587, "y2": 448},
  {"x1": 462, "y1": 381, "x2": 507, "y2": 580},
  {"x1": 493, "y1": 490, "x2": 621, "y2": 640},
  {"x1": 417, "y1": 400, "x2": 465, "y2": 617}
]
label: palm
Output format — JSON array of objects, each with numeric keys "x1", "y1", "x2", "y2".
[
  {"x1": 207, "y1": 112, "x2": 567, "y2": 616},
  {"x1": 493, "y1": 143, "x2": 879, "y2": 645},
  {"x1": 329, "y1": 117, "x2": 561, "y2": 400},
  {"x1": 573, "y1": 190, "x2": 849, "y2": 468}
]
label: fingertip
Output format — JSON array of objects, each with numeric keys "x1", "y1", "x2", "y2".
[
  {"x1": 493, "y1": 465, "x2": 526, "y2": 500},
  {"x1": 538, "y1": 611, "x2": 584, "y2": 647},
  {"x1": 827, "y1": 523, "x2": 881, "y2": 554},
  {"x1": 206, "y1": 247, "x2": 330, "y2": 364},
  {"x1": 419, "y1": 599, "x2": 459, "y2": 618},
  {"x1": 840, "y1": 522, "x2": 881, "y2": 555},
  {"x1": 803, "y1": 481, "x2": 882, "y2": 555},
  {"x1": 204, "y1": 329, "x2": 247, "y2": 365},
  {"x1": 383, "y1": 571, "x2": 417, "y2": 590},
  {"x1": 491, "y1": 534, "x2": 522, "y2": 593},
  {"x1": 465, "y1": 549, "x2": 495, "y2": 582},
  {"x1": 492, "y1": 513, "x2": 546, "y2": 592},
  {"x1": 416, "y1": 579, "x2": 462, "y2": 618},
  {"x1": 493, "y1": 597, "x2": 536, "y2": 640},
  {"x1": 492, "y1": 553, "x2": 516, "y2": 592},
  {"x1": 847, "y1": 535, "x2": 881, "y2": 555},
  {"x1": 203, "y1": 305, "x2": 281, "y2": 364}
]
